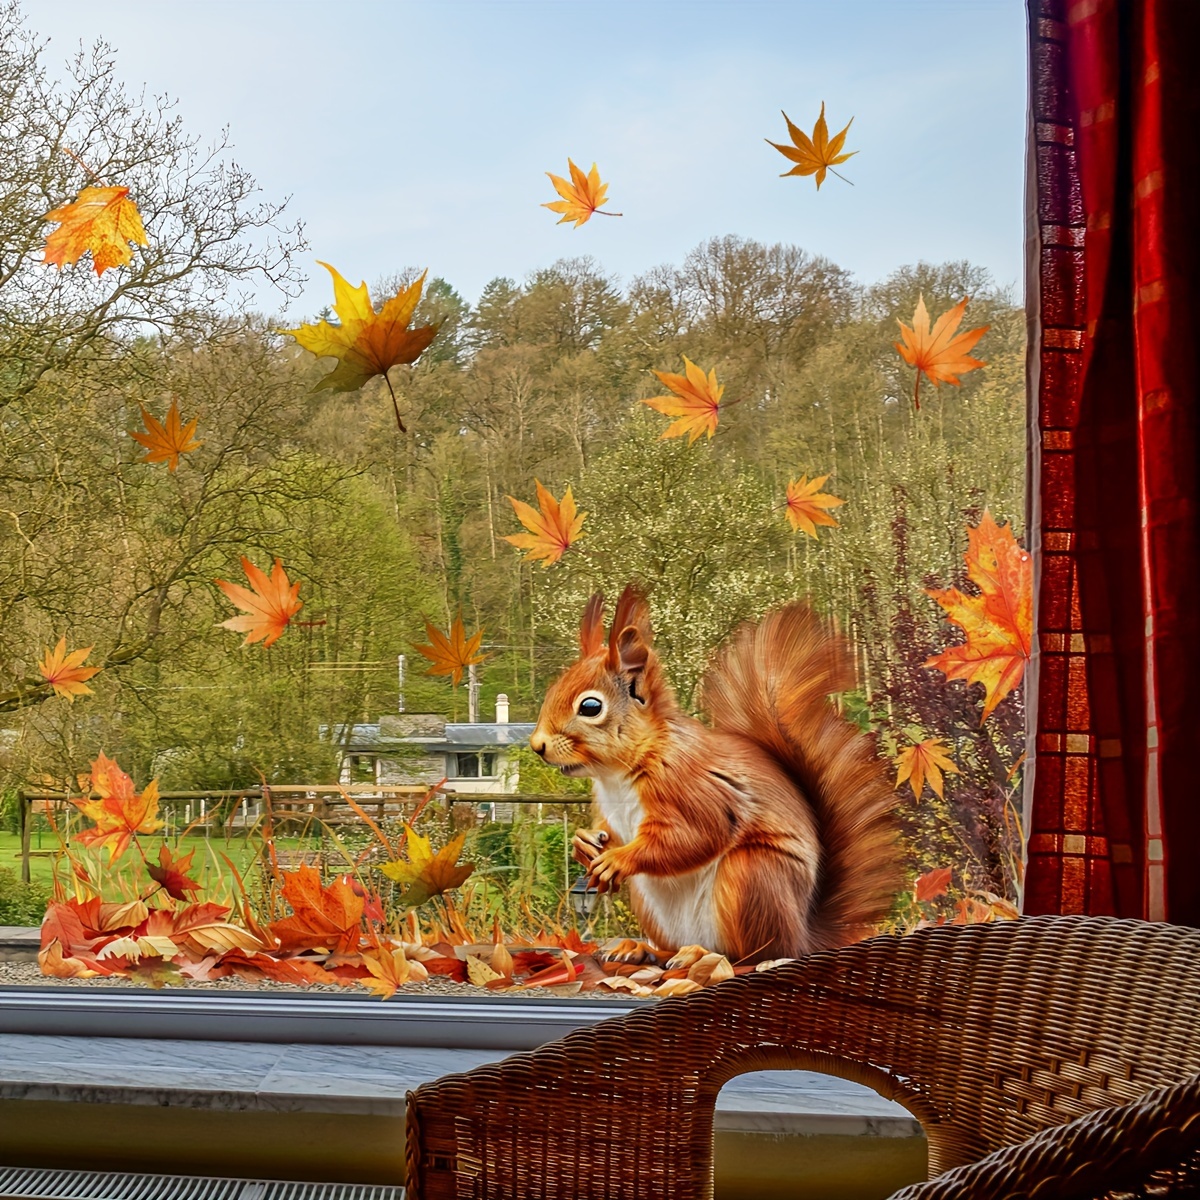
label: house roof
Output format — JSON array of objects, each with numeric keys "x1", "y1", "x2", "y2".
[{"x1": 321, "y1": 721, "x2": 534, "y2": 754}]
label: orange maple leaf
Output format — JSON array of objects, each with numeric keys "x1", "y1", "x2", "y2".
[
  {"x1": 38, "y1": 637, "x2": 100, "y2": 701},
  {"x1": 413, "y1": 614, "x2": 487, "y2": 687},
  {"x1": 642, "y1": 357, "x2": 726, "y2": 443},
  {"x1": 280, "y1": 263, "x2": 441, "y2": 431},
  {"x1": 147, "y1": 845, "x2": 204, "y2": 902},
  {"x1": 925, "y1": 511, "x2": 1033, "y2": 724},
  {"x1": 42, "y1": 184, "x2": 148, "y2": 276},
  {"x1": 503, "y1": 479, "x2": 586, "y2": 567},
  {"x1": 129, "y1": 399, "x2": 203, "y2": 472},
  {"x1": 914, "y1": 866, "x2": 953, "y2": 903},
  {"x1": 72, "y1": 752, "x2": 164, "y2": 861},
  {"x1": 215, "y1": 556, "x2": 303, "y2": 648},
  {"x1": 378, "y1": 827, "x2": 474, "y2": 908},
  {"x1": 542, "y1": 159, "x2": 621, "y2": 227},
  {"x1": 785, "y1": 474, "x2": 845, "y2": 539},
  {"x1": 766, "y1": 103, "x2": 857, "y2": 189},
  {"x1": 894, "y1": 295, "x2": 989, "y2": 410},
  {"x1": 267, "y1": 866, "x2": 365, "y2": 955},
  {"x1": 894, "y1": 737, "x2": 961, "y2": 800}
]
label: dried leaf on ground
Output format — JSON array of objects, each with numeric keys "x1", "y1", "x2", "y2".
[
  {"x1": 642, "y1": 357, "x2": 725, "y2": 443},
  {"x1": 503, "y1": 480, "x2": 586, "y2": 567},
  {"x1": 42, "y1": 184, "x2": 148, "y2": 275},
  {"x1": 542, "y1": 159, "x2": 620, "y2": 227},
  {"x1": 360, "y1": 946, "x2": 413, "y2": 999},
  {"x1": 129, "y1": 399, "x2": 203, "y2": 471},
  {"x1": 413, "y1": 615, "x2": 487, "y2": 687},
  {"x1": 766, "y1": 104, "x2": 856, "y2": 189},
  {"x1": 894, "y1": 295, "x2": 989, "y2": 410},
  {"x1": 925, "y1": 511, "x2": 1032, "y2": 724},
  {"x1": 267, "y1": 866, "x2": 364, "y2": 954},
  {"x1": 377, "y1": 828, "x2": 474, "y2": 908},
  {"x1": 280, "y1": 263, "x2": 441, "y2": 428},
  {"x1": 215, "y1": 556, "x2": 303, "y2": 648},
  {"x1": 894, "y1": 737, "x2": 961, "y2": 801},
  {"x1": 785, "y1": 474, "x2": 845, "y2": 539},
  {"x1": 686, "y1": 953, "x2": 735, "y2": 986},
  {"x1": 38, "y1": 637, "x2": 100, "y2": 702}
]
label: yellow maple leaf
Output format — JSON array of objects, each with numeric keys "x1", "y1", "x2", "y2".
[
  {"x1": 72, "y1": 752, "x2": 164, "y2": 861},
  {"x1": 785, "y1": 474, "x2": 845, "y2": 539},
  {"x1": 503, "y1": 479, "x2": 586, "y2": 567},
  {"x1": 280, "y1": 263, "x2": 441, "y2": 431},
  {"x1": 925, "y1": 511, "x2": 1032, "y2": 724},
  {"x1": 894, "y1": 737, "x2": 961, "y2": 800},
  {"x1": 129, "y1": 399, "x2": 203, "y2": 472},
  {"x1": 215, "y1": 556, "x2": 303, "y2": 648},
  {"x1": 894, "y1": 295, "x2": 989, "y2": 410},
  {"x1": 360, "y1": 945, "x2": 412, "y2": 1000},
  {"x1": 542, "y1": 159, "x2": 622, "y2": 227},
  {"x1": 42, "y1": 184, "x2": 148, "y2": 276},
  {"x1": 38, "y1": 637, "x2": 101, "y2": 702},
  {"x1": 412, "y1": 614, "x2": 487, "y2": 687},
  {"x1": 377, "y1": 827, "x2": 475, "y2": 908},
  {"x1": 642, "y1": 357, "x2": 725, "y2": 443},
  {"x1": 766, "y1": 103, "x2": 857, "y2": 189}
]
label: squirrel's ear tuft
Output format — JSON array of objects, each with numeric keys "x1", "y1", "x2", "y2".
[
  {"x1": 607, "y1": 584, "x2": 651, "y2": 660},
  {"x1": 614, "y1": 625, "x2": 650, "y2": 677},
  {"x1": 580, "y1": 592, "x2": 605, "y2": 657}
]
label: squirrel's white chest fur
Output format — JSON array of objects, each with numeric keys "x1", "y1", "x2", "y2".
[{"x1": 591, "y1": 771, "x2": 722, "y2": 953}]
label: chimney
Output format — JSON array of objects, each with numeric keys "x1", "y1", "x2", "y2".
[
  {"x1": 496, "y1": 694, "x2": 510, "y2": 724},
  {"x1": 397, "y1": 654, "x2": 406, "y2": 713}
]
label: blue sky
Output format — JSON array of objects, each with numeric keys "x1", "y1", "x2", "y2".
[{"x1": 25, "y1": 0, "x2": 1027, "y2": 320}]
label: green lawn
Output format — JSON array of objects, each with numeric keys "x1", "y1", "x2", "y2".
[{"x1": 0, "y1": 829, "x2": 324, "y2": 892}]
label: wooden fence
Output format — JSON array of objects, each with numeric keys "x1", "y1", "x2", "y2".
[{"x1": 13, "y1": 784, "x2": 590, "y2": 883}]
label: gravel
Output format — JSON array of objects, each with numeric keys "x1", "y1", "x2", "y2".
[{"x1": 0, "y1": 958, "x2": 630, "y2": 999}]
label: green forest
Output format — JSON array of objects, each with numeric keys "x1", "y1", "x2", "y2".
[{"x1": 0, "y1": 6, "x2": 1026, "y2": 903}]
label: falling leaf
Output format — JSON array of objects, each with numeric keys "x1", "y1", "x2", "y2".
[
  {"x1": 38, "y1": 637, "x2": 100, "y2": 701},
  {"x1": 914, "y1": 867, "x2": 953, "y2": 903},
  {"x1": 280, "y1": 262, "x2": 441, "y2": 431},
  {"x1": 215, "y1": 556, "x2": 303, "y2": 648},
  {"x1": 894, "y1": 295, "x2": 989, "y2": 410},
  {"x1": 766, "y1": 104, "x2": 857, "y2": 189},
  {"x1": 785, "y1": 474, "x2": 845, "y2": 539},
  {"x1": 42, "y1": 184, "x2": 148, "y2": 276},
  {"x1": 412, "y1": 614, "x2": 487, "y2": 687},
  {"x1": 542, "y1": 159, "x2": 621, "y2": 227},
  {"x1": 642, "y1": 357, "x2": 726, "y2": 443},
  {"x1": 377, "y1": 827, "x2": 475, "y2": 908},
  {"x1": 129, "y1": 399, "x2": 203, "y2": 472},
  {"x1": 894, "y1": 737, "x2": 961, "y2": 801},
  {"x1": 925, "y1": 512, "x2": 1033, "y2": 724},
  {"x1": 503, "y1": 479, "x2": 586, "y2": 567},
  {"x1": 360, "y1": 945, "x2": 412, "y2": 999},
  {"x1": 72, "y1": 753, "x2": 164, "y2": 860},
  {"x1": 147, "y1": 845, "x2": 204, "y2": 902}
]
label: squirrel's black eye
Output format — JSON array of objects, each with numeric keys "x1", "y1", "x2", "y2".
[{"x1": 577, "y1": 696, "x2": 604, "y2": 718}]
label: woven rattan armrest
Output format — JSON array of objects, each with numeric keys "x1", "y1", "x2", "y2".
[
  {"x1": 886, "y1": 1073, "x2": 1200, "y2": 1199},
  {"x1": 404, "y1": 918, "x2": 1200, "y2": 1200}
]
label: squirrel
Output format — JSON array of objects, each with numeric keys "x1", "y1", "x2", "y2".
[{"x1": 528, "y1": 585, "x2": 900, "y2": 965}]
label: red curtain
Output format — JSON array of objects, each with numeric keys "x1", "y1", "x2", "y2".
[{"x1": 1025, "y1": 0, "x2": 1200, "y2": 923}]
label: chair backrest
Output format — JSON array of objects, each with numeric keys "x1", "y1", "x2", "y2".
[{"x1": 405, "y1": 916, "x2": 1200, "y2": 1199}]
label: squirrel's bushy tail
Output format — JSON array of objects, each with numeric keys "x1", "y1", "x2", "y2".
[{"x1": 698, "y1": 602, "x2": 900, "y2": 948}]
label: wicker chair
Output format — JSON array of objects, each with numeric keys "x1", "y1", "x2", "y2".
[{"x1": 405, "y1": 915, "x2": 1200, "y2": 1199}]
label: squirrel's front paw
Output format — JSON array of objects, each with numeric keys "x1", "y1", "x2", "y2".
[
  {"x1": 588, "y1": 845, "x2": 634, "y2": 891},
  {"x1": 572, "y1": 828, "x2": 608, "y2": 870}
]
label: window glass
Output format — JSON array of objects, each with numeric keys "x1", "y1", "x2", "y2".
[{"x1": 0, "y1": 2, "x2": 1026, "y2": 1001}]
